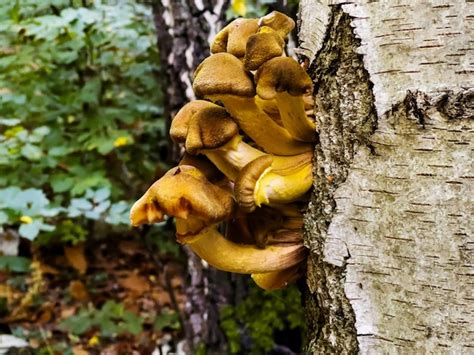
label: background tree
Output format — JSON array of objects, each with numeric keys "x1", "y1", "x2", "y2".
[{"x1": 298, "y1": 0, "x2": 473, "y2": 352}]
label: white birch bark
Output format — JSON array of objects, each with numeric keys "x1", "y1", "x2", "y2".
[{"x1": 299, "y1": 1, "x2": 473, "y2": 353}]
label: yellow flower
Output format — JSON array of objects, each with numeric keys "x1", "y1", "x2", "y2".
[
  {"x1": 20, "y1": 216, "x2": 33, "y2": 224},
  {"x1": 232, "y1": 0, "x2": 246, "y2": 16},
  {"x1": 113, "y1": 136, "x2": 129, "y2": 148},
  {"x1": 88, "y1": 335, "x2": 100, "y2": 346}
]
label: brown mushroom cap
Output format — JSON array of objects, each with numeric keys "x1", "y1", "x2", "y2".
[
  {"x1": 258, "y1": 11, "x2": 295, "y2": 39},
  {"x1": 193, "y1": 53, "x2": 256, "y2": 98},
  {"x1": 255, "y1": 57, "x2": 313, "y2": 99},
  {"x1": 171, "y1": 101, "x2": 239, "y2": 154},
  {"x1": 211, "y1": 18, "x2": 259, "y2": 57},
  {"x1": 170, "y1": 100, "x2": 217, "y2": 143},
  {"x1": 130, "y1": 165, "x2": 234, "y2": 227},
  {"x1": 244, "y1": 27, "x2": 285, "y2": 71}
]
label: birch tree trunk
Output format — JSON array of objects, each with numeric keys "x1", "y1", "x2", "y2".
[
  {"x1": 151, "y1": 1, "x2": 236, "y2": 352},
  {"x1": 298, "y1": 1, "x2": 473, "y2": 353}
]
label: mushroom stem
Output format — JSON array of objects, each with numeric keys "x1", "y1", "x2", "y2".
[
  {"x1": 177, "y1": 220, "x2": 306, "y2": 274},
  {"x1": 276, "y1": 91, "x2": 316, "y2": 142},
  {"x1": 210, "y1": 95, "x2": 312, "y2": 155},
  {"x1": 202, "y1": 135, "x2": 263, "y2": 180},
  {"x1": 251, "y1": 264, "x2": 303, "y2": 291}
]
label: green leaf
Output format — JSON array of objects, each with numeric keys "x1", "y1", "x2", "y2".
[
  {"x1": 51, "y1": 175, "x2": 74, "y2": 193},
  {"x1": 70, "y1": 198, "x2": 93, "y2": 210},
  {"x1": 0, "y1": 118, "x2": 21, "y2": 126},
  {"x1": 0, "y1": 211, "x2": 8, "y2": 224},
  {"x1": 0, "y1": 256, "x2": 31, "y2": 273},
  {"x1": 20, "y1": 144, "x2": 42, "y2": 161},
  {"x1": 19, "y1": 220, "x2": 41, "y2": 240},
  {"x1": 154, "y1": 311, "x2": 180, "y2": 331}
]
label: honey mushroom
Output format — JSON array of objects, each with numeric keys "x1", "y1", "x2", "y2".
[
  {"x1": 192, "y1": 52, "x2": 312, "y2": 155},
  {"x1": 235, "y1": 153, "x2": 313, "y2": 213},
  {"x1": 170, "y1": 100, "x2": 314, "y2": 182},
  {"x1": 255, "y1": 57, "x2": 316, "y2": 142},
  {"x1": 211, "y1": 18, "x2": 259, "y2": 58},
  {"x1": 130, "y1": 165, "x2": 306, "y2": 274},
  {"x1": 131, "y1": 11, "x2": 316, "y2": 290}
]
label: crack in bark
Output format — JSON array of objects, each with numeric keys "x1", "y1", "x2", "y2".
[{"x1": 303, "y1": 7, "x2": 377, "y2": 354}]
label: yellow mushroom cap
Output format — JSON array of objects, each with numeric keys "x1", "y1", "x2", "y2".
[
  {"x1": 211, "y1": 18, "x2": 259, "y2": 57},
  {"x1": 234, "y1": 155, "x2": 273, "y2": 212},
  {"x1": 258, "y1": 11, "x2": 295, "y2": 39},
  {"x1": 255, "y1": 57, "x2": 313, "y2": 99},
  {"x1": 130, "y1": 165, "x2": 234, "y2": 227},
  {"x1": 244, "y1": 28, "x2": 285, "y2": 71},
  {"x1": 193, "y1": 53, "x2": 256, "y2": 98},
  {"x1": 170, "y1": 101, "x2": 239, "y2": 154}
]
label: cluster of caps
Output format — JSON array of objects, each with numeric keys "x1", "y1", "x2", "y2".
[{"x1": 130, "y1": 11, "x2": 317, "y2": 290}]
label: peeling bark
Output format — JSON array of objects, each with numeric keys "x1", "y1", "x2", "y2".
[{"x1": 300, "y1": 0, "x2": 473, "y2": 353}]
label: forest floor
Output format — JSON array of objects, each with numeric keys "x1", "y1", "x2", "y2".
[{"x1": 0, "y1": 235, "x2": 186, "y2": 354}]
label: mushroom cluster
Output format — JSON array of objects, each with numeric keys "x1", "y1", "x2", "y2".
[{"x1": 130, "y1": 11, "x2": 316, "y2": 290}]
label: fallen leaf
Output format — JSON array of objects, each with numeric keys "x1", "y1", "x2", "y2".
[
  {"x1": 72, "y1": 346, "x2": 89, "y2": 355},
  {"x1": 60, "y1": 307, "x2": 76, "y2": 319},
  {"x1": 151, "y1": 290, "x2": 171, "y2": 306},
  {"x1": 69, "y1": 280, "x2": 89, "y2": 301},
  {"x1": 118, "y1": 273, "x2": 150, "y2": 293},
  {"x1": 170, "y1": 276, "x2": 182, "y2": 289},
  {"x1": 64, "y1": 243, "x2": 87, "y2": 274},
  {"x1": 118, "y1": 240, "x2": 142, "y2": 256},
  {"x1": 39, "y1": 263, "x2": 60, "y2": 275}
]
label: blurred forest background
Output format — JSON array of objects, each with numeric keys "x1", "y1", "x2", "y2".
[{"x1": 0, "y1": 0, "x2": 305, "y2": 353}]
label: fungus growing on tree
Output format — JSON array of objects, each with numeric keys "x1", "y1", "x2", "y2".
[
  {"x1": 244, "y1": 26, "x2": 285, "y2": 71},
  {"x1": 193, "y1": 52, "x2": 312, "y2": 155},
  {"x1": 235, "y1": 153, "x2": 313, "y2": 212},
  {"x1": 211, "y1": 18, "x2": 259, "y2": 57},
  {"x1": 131, "y1": 11, "x2": 316, "y2": 290},
  {"x1": 255, "y1": 57, "x2": 316, "y2": 142}
]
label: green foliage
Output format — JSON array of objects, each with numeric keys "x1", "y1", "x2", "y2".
[
  {"x1": 59, "y1": 300, "x2": 144, "y2": 337},
  {"x1": 0, "y1": 0, "x2": 164, "y2": 242},
  {"x1": 220, "y1": 283, "x2": 306, "y2": 354},
  {"x1": 0, "y1": 255, "x2": 31, "y2": 272},
  {"x1": 153, "y1": 309, "x2": 180, "y2": 331}
]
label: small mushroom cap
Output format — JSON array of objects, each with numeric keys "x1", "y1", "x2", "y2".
[
  {"x1": 193, "y1": 53, "x2": 256, "y2": 98},
  {"x1": 171, "y1": 101, "x2": 239, "y2": 154},
  {"x1": 211, "y1": 18, "x2": 259, "y2": 57},
  {"x1": 130, "y1": 165, "x2": 234, "y2": 227},
  {"x1": 244, "y1": 28, "x2": 285, "y2": 71},
  {"x1": 170, "y1": 100, "x2": 217, "y2": 143},
  {"x1": 234, "y1": 155, "x2": 273, "y2": 212},
  {"x1": 255, "y1": 57, "x2": 313, "y2": 100},
  {"x1": 258, "y1": 11, "x2": 295, "y2": 39}
]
